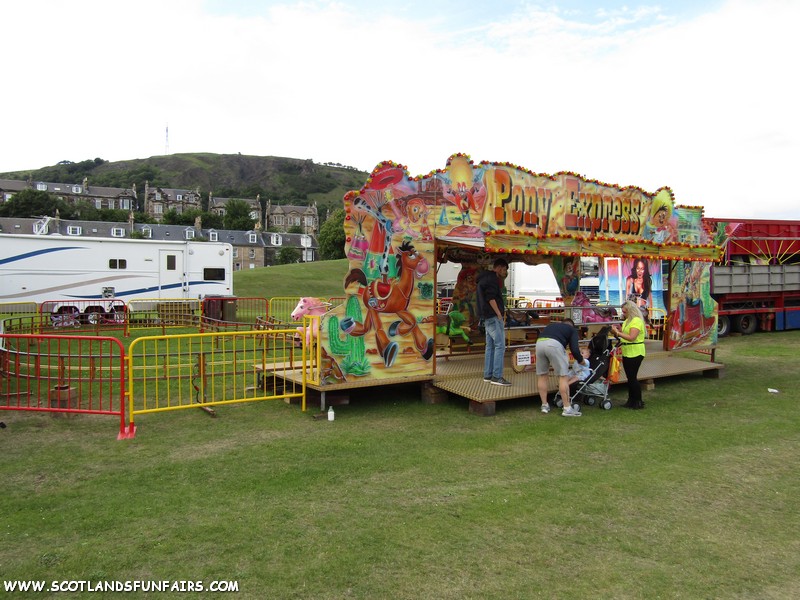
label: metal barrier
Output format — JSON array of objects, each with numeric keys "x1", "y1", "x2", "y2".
[
  {"x1": 0, "y1": 301, "x2": 38, "y2": 321},
  {"x1": 301, "y1": 315, "x2": 322, "y2": 385},
  {"x1": 127, "y1": 298, "x2": 201, "y2": 332},
  {"x1": 268, "y1": 296, "x2": 302, "y2": 326},
  {"x1": 327, "y1": 296, "x2": 347, "y2": 311},
  {"x1": 647, "y1": 307, "x2": 668, "y2": 340},
  {"x1": 0, "y1": 333, "x2": 127, "y2": 438},
  {"x1": 126, "y1": 327, "x2": 306, "y2": 437},
  {"x1": 199, "y1": 297, "x2": 269, "y2": 333}
]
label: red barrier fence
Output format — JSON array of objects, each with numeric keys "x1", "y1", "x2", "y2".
[{"x1": 0, "y1": 334, "x2": 127, "y2": 439}]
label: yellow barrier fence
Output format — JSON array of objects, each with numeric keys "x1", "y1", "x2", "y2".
[
  {"x1": 127, "y1": 298, "x2": 202, "y2": 331},
  {"x1": 126, "y1": 328, "x2": 306, "y2": 436},
  {"x1": 268, "y1": 296, "x2": 302, "y2": 326}
]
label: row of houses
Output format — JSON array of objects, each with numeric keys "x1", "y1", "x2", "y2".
[
  {"x1": 0, "y1": 177, "x2": 320, "y2": 236},
  {"x1": 0, "y1": 215, "x2": 318, "y2": 270}
]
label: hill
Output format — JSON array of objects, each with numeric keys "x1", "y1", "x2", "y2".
[{"x1": 0, "y1": 153, "x2": 368, "y2": 218}]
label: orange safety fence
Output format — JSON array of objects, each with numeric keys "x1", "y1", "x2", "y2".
[{"x1": 0, "y1": 333, "x2": 127, "y2": 438}]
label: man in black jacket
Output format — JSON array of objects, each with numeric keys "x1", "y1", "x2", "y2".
[
  {"x1": 536, "y1": 318, "x2": 583, "y2": 416},
  {"x1": 476, "y1": 258, "x2": 510, "y2": 386}
]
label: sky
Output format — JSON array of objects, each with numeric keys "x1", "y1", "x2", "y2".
[{"x1": 2, "y1": 0, "x2": 797, "y2": 219}]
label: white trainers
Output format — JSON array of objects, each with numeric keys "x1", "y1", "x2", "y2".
[
  {"x1": 541, "y1": 403, "x2": 550, "y2": 414},
  {"x1": 562, "y1": 406, "x2": 582, "y2": 417}
]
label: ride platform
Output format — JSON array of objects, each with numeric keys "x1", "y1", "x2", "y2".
[{"x1": 432, "y1": 340, "x2": 725, "y2": 415}]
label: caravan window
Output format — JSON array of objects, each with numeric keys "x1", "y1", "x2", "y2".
[
  {"x1": 166, "y1": 255, "x2": 176, "y2": 271},
  {"x1": 204, "y1": 268, "x2": 226, "y2": 281},
  {"x1": 109, "y1": 259, "x2": 127, "y2": 269}
]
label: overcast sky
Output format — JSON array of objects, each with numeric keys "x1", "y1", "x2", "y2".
[{"x1": 2, "y1": 0, "x2": 797, "y2": 219}]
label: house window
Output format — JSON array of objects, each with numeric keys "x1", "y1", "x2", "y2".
[
  {"x1": 120, "y1": 198, "x2": 130, "y2": 210},
  {"x1": 108, "y1": 199, "x2": 115, "y2": 210},
  {"x1": 303, "y1": 249, "x2": 314, "y2": 262},
  {"x1": 155, "y1": 192, "x2": 162, "y2": 201},
  {"x1": 304, "y1": 216, "x2": 314, "y2": 226},
  {"x1": 176, "y1": 194, "x2": 183, "y2": 201},
  {"x1": 273, "y1": 215, "x2": 284, "y2": 226},
  {"x1": 185, "y1": 229, "x2": 195, "y2": 240},
  {"x1": 67, "y1": 226, "x2": 82, "y2": 236},
  {"x1": 142, "y1": 227, "x2": 152, "y2": 238},
  {"x1": 233, "y1": 248, "x2": 238, "y2": 258},
  {"x1": 301, "y1": 235, "x2": 311, "y2": 248},
  {"x1": 111, "y1": 228, "x2": 125, "y2": 238},
  {"x1": 209, "y1": 231, "x2": 218, "y2": 241},
  {"x1": 72, "y1": 185, "x2": 82, "y2": 194},
  {"x1": 109, "y1": 259, "x2": 127, "y2": 269},
  {"x1": 271, "y1": 234, "x2": 282, "y2": 246},
  {"x1": 154, "y1": 205, "x2": 163, "y2": 214},
  {"x1": 95, "y1": 199, "x2": 103, "y2": 209},
  {"x1": 36, "y1": 183, "x2": 48, "y2": 191},
  {"x1": 248, "y1": 233, "x2": 257, "y2": 243},
  {"x1": 248, "y1": 249, "x2": 256, "y2": 259},
  {"x1": 250, "y1": 211, "x2": 259, "y2": 220}
]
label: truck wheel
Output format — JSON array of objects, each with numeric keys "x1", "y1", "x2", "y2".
[
  {"x1": 717, "y1": 315, "x2": 731, "y2": 337},
  {"x1": 734, "y1": 314, "x2": 758, "y2": 335}
]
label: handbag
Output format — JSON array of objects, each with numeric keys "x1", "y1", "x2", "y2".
[{"x1": 607, "y1": 354, "x2": 621, "y2": 384}]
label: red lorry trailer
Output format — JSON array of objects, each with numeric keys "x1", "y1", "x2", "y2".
[{"x1": 704, "y1": 218, "x2": 800, "y2": 336}]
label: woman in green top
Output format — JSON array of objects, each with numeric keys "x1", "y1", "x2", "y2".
[{"x1": 611, "y1": 300, "x2": 647, "y2": 409}]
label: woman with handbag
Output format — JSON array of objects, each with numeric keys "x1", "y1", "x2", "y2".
[{"x1": 611, "y1": 300, "x2": 647, "y2": 409}]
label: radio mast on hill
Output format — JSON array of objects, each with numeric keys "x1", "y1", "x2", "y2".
[{"x1": 165, "y1": 124, "x2": 170, "y2": 155}]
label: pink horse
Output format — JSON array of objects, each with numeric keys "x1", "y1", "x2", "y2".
[{"x1": 290, "y1": 297, "x2": 330, "y2": 345}]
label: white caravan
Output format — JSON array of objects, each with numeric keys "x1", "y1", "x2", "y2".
[{"x1": 0, "y1": 234, "x2": 233, "y2": 310}]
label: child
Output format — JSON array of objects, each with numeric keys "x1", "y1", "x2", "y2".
[{"x1": 567, "y1": 347, "x2": 592, "y2": 386}]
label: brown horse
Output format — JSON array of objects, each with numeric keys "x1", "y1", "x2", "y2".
[{"x1": 342, "y1": 240, "x2": 434, "y2": 367}]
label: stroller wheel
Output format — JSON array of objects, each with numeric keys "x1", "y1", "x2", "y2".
[
  {"x1": 555, "y1": 394, "x2": 563, "y2": 409},
  {"x1": 586, "y1": 396, "x2": 596, "y2": 407},
  {"x1": 601, "y1": 399, "x2": 612, "y2": 410},
  {"x1": 572, "y1": 402, "x2": 581, "y2": 412}
]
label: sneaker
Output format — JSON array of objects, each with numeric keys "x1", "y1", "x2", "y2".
[
  {"x1": 562, "y1": 406, "x2": 582, "y2": 417},
  {"x1": 541, "y1": 403, "x2": 551, "y2": 414},
  {"x1": 483, "y1": 376, "x2": 492, "y2": 383},
  {"x1": 490, "y1": 377, "x2": 512, "y2": 386}
]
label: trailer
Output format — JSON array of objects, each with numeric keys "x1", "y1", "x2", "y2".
[
  {"x1": 703, "y1": 218, "x2": 800, "y2": 335},
  {"x1": 0, "y1": 233, "x2": 233, "y2": 315}
]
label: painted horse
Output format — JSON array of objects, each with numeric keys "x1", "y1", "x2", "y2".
[
  {"x1": 341, "y1": 240, "x2": 434, "y2": 367},
  {"x1": 290, "y1": 297, "x2": 329, "y2": 346}
]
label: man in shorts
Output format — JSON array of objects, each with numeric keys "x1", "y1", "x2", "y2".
[{"x1": 536, "y1": 318, "x2": 584, "y2": 417}]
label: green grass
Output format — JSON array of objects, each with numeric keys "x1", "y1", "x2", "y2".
[
  {"x1": 1, "y1": 332, "x2": 799, "y2": 599},
  {"x1": 233, "y1": 259, "x2": 349, "y2": 300}
]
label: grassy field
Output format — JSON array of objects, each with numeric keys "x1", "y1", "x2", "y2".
[
  {"x1": 1, "y1": 331, "x2": 798, "y2": 599},
  {"x1": 233, "y1": 258, "x2": 349, "y2": 300}
]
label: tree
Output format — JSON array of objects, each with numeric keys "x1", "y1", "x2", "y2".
[
  {"x1": 277, "y1": 247, "x2": 300, "y2": 264},
  {"x1": 318, "y1": 208, "x2": 346, "y2": 260},
  {"x1": 0, "y1": 189, "x2": 69, "y2": 217},
  {"x1": 223, "y1": 199, "x2": 256, "y2": 231}
]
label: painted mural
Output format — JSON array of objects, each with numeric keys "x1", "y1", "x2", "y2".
[{"x1": 315, "y1": 154, "x2": 722, "y2": 385}]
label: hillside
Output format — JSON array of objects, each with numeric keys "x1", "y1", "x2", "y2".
[
  {"x1": 0, "y1": 153, "x2": 368, "y2": 218},
  {"x1": 233, "y1": 258, "x2": 348, "y2": 299}
]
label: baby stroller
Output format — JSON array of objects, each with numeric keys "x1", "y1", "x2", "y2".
[{"x1": 555, "y1": 326, "x2": 619, "y2": 411}]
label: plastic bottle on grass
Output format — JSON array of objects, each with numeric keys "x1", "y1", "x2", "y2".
[{"x1": 328, "y1": 406, "x2": 335, "y2": 421}]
